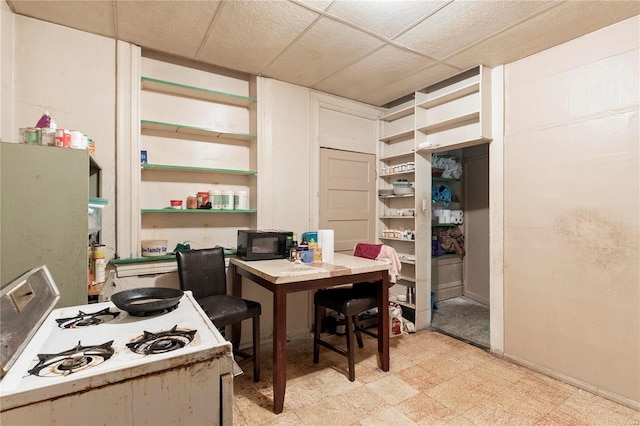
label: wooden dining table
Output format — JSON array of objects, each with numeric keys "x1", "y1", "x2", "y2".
[{"x1": 229, "y1": 253, "x2": 391, "y2": 414}]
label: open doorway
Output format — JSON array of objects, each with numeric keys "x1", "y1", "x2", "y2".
[{"x1": 431, "y1": 143, "x2": 490, "y2": 349}]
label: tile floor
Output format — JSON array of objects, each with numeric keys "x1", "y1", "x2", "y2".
[
  {"x1": 233, "y1": 329, "x2": 640, "y2": 425},
  {"x1": 431, "y1": 297, "x2": 490, "y2": 349}
]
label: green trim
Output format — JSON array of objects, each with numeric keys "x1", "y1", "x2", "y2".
[
  {"x1": 141, "y1": 77, "x2": 256, "y2": 107},
  {"x1": 141, "y1": 209, "x2": 257, "y2": 214},
  {"x1": 141, "y1": 120, "x2": 257, "y2": 141},
  {"x1": 141, "y1": 163, "x2": 257, "y2": 175}
]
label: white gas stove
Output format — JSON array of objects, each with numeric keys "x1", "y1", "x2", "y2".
[{"x1": 0, "y1": 266, "x2": 233, "y2": 425}]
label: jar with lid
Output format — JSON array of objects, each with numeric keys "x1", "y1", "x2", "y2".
[
  {"x1": 197, "y1": 191, "x2": 209, "y2": 208},
  {"x1": 187, "y1": 195, "x2": 197, "y2": 209}
]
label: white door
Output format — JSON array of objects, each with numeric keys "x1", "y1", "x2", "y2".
[{"x1": 319, "y1": 148, "x2": 376, "y2": 254}]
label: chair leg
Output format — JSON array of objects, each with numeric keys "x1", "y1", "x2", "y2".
[
  {"x1": 353, "y1": 315, "x2": 364, "y2": 348},
  {"x1": 313, "y1": 303, "x2": 322, "y2": 364},
  {"x1": 345, "y1": 315, "x2": 356, "y2": 382},
  {"x1": 252, "y1": 315, "x2": 260, "y2": 382}
]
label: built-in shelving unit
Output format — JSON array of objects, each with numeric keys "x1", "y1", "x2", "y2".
[
  {"x1": 377, "y1": 65, "x2": 492, "y2": 329},
  {"x1": 137, "y1": 56, "x2": 258, "y2": 253}
]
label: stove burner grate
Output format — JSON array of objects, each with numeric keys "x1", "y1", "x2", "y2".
[
  {"x1": 28, "y1": 341, "x2": 115, "y2": 377},
  {"x1": 56, "y1": 307, "x2": 120, "y2": 328},
  {"x1": 127, "y1": 325, "x2": 197, "y2": 355}
]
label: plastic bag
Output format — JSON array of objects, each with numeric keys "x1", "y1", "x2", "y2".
[
  {"x1": 432, "y1": 154, "x2": 462, "y2": 179},
  {"x1": 35, "y1": 111, "x2": 57, "y2": 130},
  {"x1": 432, "y1": 184, "x2": 452, "y2": 207},
  {"x1": 389, "y1": 302, "x2": 403, "y2": 337}
]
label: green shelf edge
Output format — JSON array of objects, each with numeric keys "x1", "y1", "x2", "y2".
[
  {"x1": 141, "y1": 163, "x2": 257, "y2": 175},
  {"x1": 141, "y1": 209, "x2": 257, "y2": 214},
  {"x1": 111, "y1": 249, "x2": 236, "y2": 265},
  {"x1": 141, "y1": 120, "x2": 257, "y2": 140},
  {"x1": 432, "y1": 176, "x2": 460, "y2": 183},
  {"x1": 141, "y1": 77, "x2": 256, "y2": 105}
]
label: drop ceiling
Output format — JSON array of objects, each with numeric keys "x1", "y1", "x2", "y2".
[{"x1": 6, "y1": 0, "x2": 639, "y2": 106}]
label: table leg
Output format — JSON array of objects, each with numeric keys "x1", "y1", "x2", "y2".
[
  {"x1": 273, "y1": 288, "x2": 287, "y2": 414},
  {"x1": 377, "y1": 270, "x2": 390, "y2": 371},
  {"x1": 230, "y1": 263, "x2": 242, "y2": 352}
]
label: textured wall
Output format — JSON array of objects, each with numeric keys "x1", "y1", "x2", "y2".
[{"x1": 503, "y1": 16, "x2": 639, "y2": 406}]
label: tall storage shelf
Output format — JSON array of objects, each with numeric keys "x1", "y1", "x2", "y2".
[
  {"x1": 377, "y1": 65, "x2": 491, "y2": 330},
  {"x1": 138, "y1": 56, "x2": 258, "y2": 254},
  {"x1": 377, "y1": 98, "x2": 418, "y2": 316}
]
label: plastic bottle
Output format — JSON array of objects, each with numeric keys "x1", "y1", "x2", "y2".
[
  {"x1": 289, "y1": 233, "x2": 299, "y2": 261},
  {"x1": 299, "y1": 235, "x2": 308, "y2": 251}
]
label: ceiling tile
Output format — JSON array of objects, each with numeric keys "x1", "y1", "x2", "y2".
[
  {"x1": 325, "y1": 0, "x2": 448, "y2": 39},
  {"x1": 9, "y1": 0, "x2": 115, "y2": 38},
  {"x1": 314, "y1": 45, "x2": 435, "y2": 103},
  {"x1": 362, "y1": 63, "x2": 461, "y2": 106},
  {"x1": 296, "y1": 0, "x2": 334, "y2": 12},
  {"x1": 262, "y1": 16, "x2": 384, "y2": 88},
  {"x1": 197, "y1": 0, "x2": 320, "y2": 74},
  {"x1": 116, "y1": 1, "x2": 220, "y2": 59},
  {"x1": 444, "y1": 1, "x2": 640, "y2": 70},
  {"x1": 395, "y1": 1, "x2": 557, "y2": 60}
]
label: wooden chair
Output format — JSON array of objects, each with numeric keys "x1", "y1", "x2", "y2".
[{"x1": 176, "y1": 247, "x2": 261, "y2": 381}]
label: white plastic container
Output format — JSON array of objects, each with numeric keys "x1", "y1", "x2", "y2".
[
  {"x1": 210, "y1": 190, "x2": 222, "y2": 210},
  {"x1": 222, "y1": 190, "x2": 234, "y2": 210},
  {"x1": 234, "y1": 190, "x2": 248, "y2": 210}
]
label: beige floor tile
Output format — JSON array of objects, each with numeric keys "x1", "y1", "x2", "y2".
[
  {"x1": 553, "y1": 389, "x2": 638, "y2": 425},
  {"x1": 359, "y1": 406, "x2": 418, "y2": 426},
  {"x1": 232, "y1": 334, "x2": 638, "y2": 426},
  {"x1": 396, "y1": 392, "x2": 458, "y2": 425},
  {"x1": 506, "y1": 371, "x2": 577, "y2": 407},
  {"x1": 294, "y1": 397, "x2": 360, "y2": 426},
  {"x1": 334, "y1": 385, "x2": 391, "y2": 419},
  {"x1": 282, "y1": 375, "x2": 329, "y2": 411},
  {"x1": 394, "y1": 363, "x2": 447, "y2": 392},
  {"x1": 462, "y1": 390, "x2": 553, "y2": 426},
  {"x1": 365, "y1": 374, "x2": 420, "y2": 405},
  {"x1": 234, "y1": 387, "x2": 284, "y2": 424},
  {"x1": 419, "y1": 352, "x2": 478, "y2": 381},
  {"x1": 443, "y1": 415, "x2": 477, "y2": 425},
  {"x1": 306, "y1": 366, "x2": 364, "y2": 397},
  {"x1": 426, "y1": 378, "x2": 488, "y2": 413}
]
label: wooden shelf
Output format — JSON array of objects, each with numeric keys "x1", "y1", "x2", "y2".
[
  {"x1": 416, "y1": 111, "x2": 479, "y2": 135},
  {"x1": 380, "y1": 215, "x2": 414, "y2": 219},
  {"x1": 379, "y1": 128, "x2": 414, "y2": 143},
  {"x1": 380, "y1": 170, "x2": 415, "y2": 178},
  {"x1": 141, "y1": 77, "x2": 256, "y2": 107},
  {"x1": 379, "y1": 151, "x2": 415, "y2": 162},
  {"x1": 379, "y1": 237, "x2": 415, "y2": 242},
  {"x1": 378, "y1": 193, "x2": 414, "y2": 199},
  {"x1": 141, "y1": 163, "x2": 256, "y2": 175},
  {"x1": 416, "y1": 81, "x2": 480, "y2": 110},
  {"x1": 432, "y1": 176, "x2": 460, "y2": 183},
  {"x1": 141, "y1": 120, "x2": 256, "y2": 141},
  {"x1": 380, "y1": 105, "x2": 414, "y2": 122}
]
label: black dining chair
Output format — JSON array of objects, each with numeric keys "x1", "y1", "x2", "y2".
[
  {"x1": 176, "y1": 247, "x2": 261, "y2": 382},
  {"x1": 313, "y1": 281, "x2": 380, "y2": 381}
]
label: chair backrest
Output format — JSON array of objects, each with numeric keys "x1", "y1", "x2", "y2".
[{"x1": 176, "y1": 247, "x2": 227, "y2": 299}]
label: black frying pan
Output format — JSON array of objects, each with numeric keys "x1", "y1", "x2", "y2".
[{"x1": 111, "y1": 287, "x2": 183, "y2": 315}]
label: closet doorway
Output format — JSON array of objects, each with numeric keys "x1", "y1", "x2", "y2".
[{"x1": 431, "y1": 143, "x2": 490, "y2": 349}]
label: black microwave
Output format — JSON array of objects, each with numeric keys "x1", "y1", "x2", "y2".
[{"x1": 237, "y1": 230, "x2": 293, "y2": 261}]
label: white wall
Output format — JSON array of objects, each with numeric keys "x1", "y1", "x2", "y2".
[
  {"x1": 5, "y1": 16, "x2": 117, "y2": 264},
  {"x1": 503, "y1": 16, "x2": 639, "y2": 408}
]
